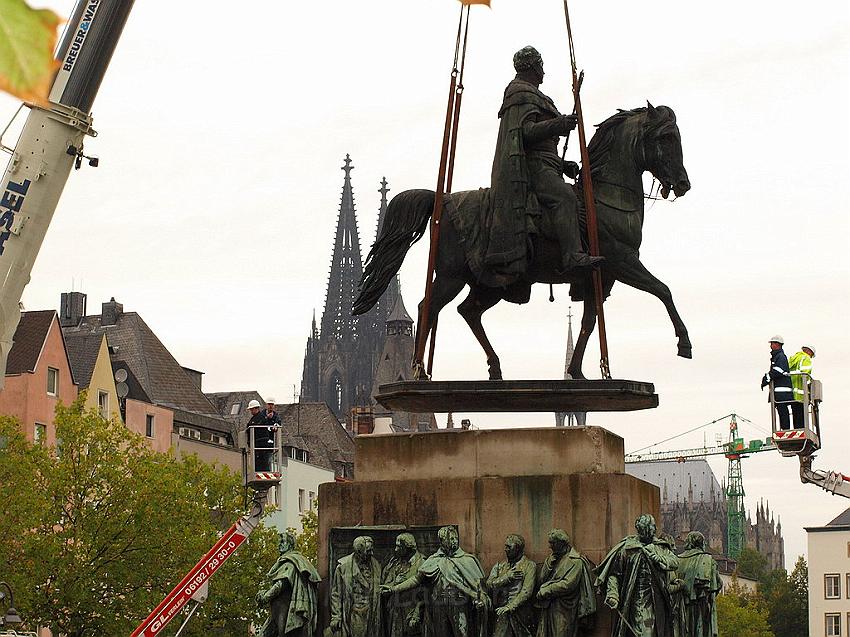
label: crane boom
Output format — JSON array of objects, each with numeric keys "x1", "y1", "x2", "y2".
[
  {"x1": 0, "y1": 0, "x2": 134, "y2": 387},
  {"x1": 130, "y1": 489, "x2": 269, "y2": 637}
]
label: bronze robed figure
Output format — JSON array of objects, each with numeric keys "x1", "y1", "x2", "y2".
[
  {"x1": 595, "y1": 515, "x2": 679, "y2": 637},
  {"x1": 673, "y1": 532, "x2": 721, "y2": 637},
  {"x1": 381, "y1": 532, "x2": 426, "y2": 637},
  {"x1": 487, "y1": 534, "x2": 537, "y2": 637},
  {"x1": 535, "y1": 529, "x2": 597, "y2": 637},
  {"x1": 330, "y1": 536, "x2": 383, "y2": 637},
  {"x1": 257, "y1": 530, "x2": 321, "y2": 637},
  {"x1": 388, "y1": 526, "x2": 491, "y2": 637}
]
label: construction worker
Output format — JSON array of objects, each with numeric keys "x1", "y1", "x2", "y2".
[
  {"x1": 761, "y1": 336, "x2": 793, "y2": 430},
  {"x1": 264, "y1": 397, "x2": 281, "y2": 427},
  {"x1": 789, "y1": 345, "x2": 816, "y2": 428},
  {"x1": 247, "y1": 399, "x2": 276, "y2": 472}
]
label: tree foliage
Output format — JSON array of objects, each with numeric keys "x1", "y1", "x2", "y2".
[
  {"x1": 736, "y1": 546, "x2": 769, "y2": 581},
  {"x1": 289, "y1": 505, "x2": 319, "y2": 566},
  {"x1": 0, "y1": 0, "x2": 61, "y2": 103},
  {"x1": 759, "y1": 557, "x2": 808, "y2": 637},
  {"x1": 0, "y1": 399, "x2": 278, "y2": 637},
  {"x1": 717, "y1": 579, "x2": 775, "y2": 637}
]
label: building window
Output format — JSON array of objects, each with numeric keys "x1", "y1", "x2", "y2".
[
  {"x1": 308, "y1": 491, "x2": 315, "y2": 510},
  {"x1": 97, "y1": 391, "x2": 109, "y2": 418},
  {"x1": 145, "y1": 414, "x2": 155, "y2": 438},
  {"x1": 47, "y1": 367, "x2": 59, "y2": 396},
  {"x1": 826, "y1": 613, "x2": 841, "y2": 636},
  {"x1": 34, "y1": 423, "x2": 46, "y2": 444},
  {"x1": 846, "y1": 574, "x2": 850, "y2": 599},
  {"x1": 826, "y1": 574, "x2": 841, "y2": 599},
  {"x1": 230, "y1": 403, "x2": 241, "y2": 416},
  {"x1": 298, "y1": 489, "x2": 306, "y2": 513}
]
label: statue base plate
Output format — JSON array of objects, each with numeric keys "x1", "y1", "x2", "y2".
[{"x1": 375, "y1": 379, "x2": 658, "y2": 413}]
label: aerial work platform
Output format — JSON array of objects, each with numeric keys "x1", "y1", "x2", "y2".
[{"x1": 375, "y1": 379, "x2": 658, "y2": 413}]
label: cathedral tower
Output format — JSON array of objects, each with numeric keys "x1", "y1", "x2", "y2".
[{"x1": 300, "y1": 158, "x2": 407, "y2": 422}]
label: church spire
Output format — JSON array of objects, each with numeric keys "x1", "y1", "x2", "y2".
[
  {"x1": 564, "y1": 306, "x2": 575, "y2": 379},
  {"x1": 321, "y1": 154, "x2": 364, "y2": 342},
  {"x1": 555, "y1": 308, "x2": 586, "y2": 427},
  {"x1": 364, "y1": 177, "x2": 400, "y2": 337}
]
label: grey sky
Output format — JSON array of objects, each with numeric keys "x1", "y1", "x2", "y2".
[{"x1": 2, "y1": 0, "x2": 848, "y2": 563}]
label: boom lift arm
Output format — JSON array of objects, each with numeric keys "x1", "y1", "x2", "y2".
[
  {"x1": 799, "y1": 456, "x2": 850, "y2": 498},
  {"x1": 130, "y1": 489, "x2": 269, "y2": 637},
  {"x1": 130, "y1": 423, "x2": 282, "y2": 636}
]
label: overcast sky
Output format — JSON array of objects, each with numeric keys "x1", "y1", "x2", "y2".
[{"x1": 2, "y1": 0, "x2": 848, "y2": 563}]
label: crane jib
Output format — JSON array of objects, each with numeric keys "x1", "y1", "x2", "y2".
[{"x1": 131, "y1": 521, "x2": 250, "y2": 637}]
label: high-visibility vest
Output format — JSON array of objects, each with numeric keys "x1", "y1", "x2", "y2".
[{"x1": 788, "y1": 350, "x2": 813, "y2": 402}]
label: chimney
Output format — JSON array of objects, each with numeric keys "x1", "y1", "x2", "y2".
[
  {"x1": 101, "y1": 297, "x2": 123, "y2": 326},
  {"x1": 59, "y1": 291, "x2": 87, "y2": 327},
  {"x1": 181, "y1": 367, "x2": 203, "y2": 391}
]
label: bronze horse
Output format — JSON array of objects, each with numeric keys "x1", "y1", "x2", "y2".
[{"x1": 354, "y1": 104, "x2": 691, "y2": 380}]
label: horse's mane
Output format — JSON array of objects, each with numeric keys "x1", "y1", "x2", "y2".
[{"x1": 586, "y1": 105, "x2": 676, "y2": 177}]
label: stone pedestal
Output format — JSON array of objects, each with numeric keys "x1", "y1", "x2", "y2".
[{"x1": 318, "y1": 426, "x2": 660, "y2": 635}]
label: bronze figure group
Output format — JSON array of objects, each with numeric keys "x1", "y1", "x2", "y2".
[
  {"x1": 328, "y1": 526, "x2": 597, "y2": 637},
  {"x1": 315, "y1": 516, "x2": 720, "y2": 637}
]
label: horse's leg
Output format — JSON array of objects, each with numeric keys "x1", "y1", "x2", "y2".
[
  {"x1": 617, "y1": 255, "x2": 692, "y2": 358},
  {"x1": 414, "y1": 273, "x2": 467, "y2": 379},
  {"x1": 457, "y1": 286, "x2": 505, "y2": 380},
  {"x1": 567, "y1": 293, "x2": 598, "y2": 380}
]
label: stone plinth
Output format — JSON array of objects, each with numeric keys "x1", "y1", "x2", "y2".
[
  {"x1": 354, "y1": 426, "x2": 624, "y2": 482},
  {"x1": 318, "y1": 426, "x2": 661, "y2": 635}
]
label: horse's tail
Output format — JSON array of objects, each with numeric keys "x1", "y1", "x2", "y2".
[{"x1": 353, "y1": 189, "x2": 435, "y2": 315}]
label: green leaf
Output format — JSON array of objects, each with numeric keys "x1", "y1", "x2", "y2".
[{"x1": 0, "y1": 0, "x2": 61, "y2": 104}]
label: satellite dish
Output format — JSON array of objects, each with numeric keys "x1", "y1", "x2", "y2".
[
  {"x1": 116, "y1": 382, "x2": 129, "y2": 398},
  {"x1": 114, "y1": 368, "x2": 128, "y2": 383}
]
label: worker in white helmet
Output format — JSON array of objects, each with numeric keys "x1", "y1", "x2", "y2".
[
  {"x1": 761, "y1": 335, "x2": 793, "y2": 430},
  {"x1": 788, "y1": 344, "x2": 816, "y2": 428},
  {"x1": 247, "y1": 398, "x2": 275, "y2": 471},
  {"x1": 264, "y1": 397, "x2": 281, "y2": 428}
]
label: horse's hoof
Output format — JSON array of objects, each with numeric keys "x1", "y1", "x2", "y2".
[
  {"x1": 567, "y1": 369, "x2": 586, "y2": 380},
  {"x1": 489, "y1": 368, "x2": 503, "y2": 381},
  {"x1": 678, "y1": 345, "x2": 693, "y2": 359}
]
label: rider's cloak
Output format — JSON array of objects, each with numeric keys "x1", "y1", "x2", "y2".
[{"x1": 486, "y1": 78, "x2": 561, "y2": 281}]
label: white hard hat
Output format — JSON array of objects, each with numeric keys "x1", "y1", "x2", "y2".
[
  {"x1": 802, "y1": 345, "x2": 816, "y2": 357},
  {"x1": 247, "y1": 399, "x2": 261, "y2": 409},
  {"x1": 768, "y1": 335, "x2": 784, "y2": 345},
  {"x1": 266, "y1": 397, "x2": 275, "y2": 404}
]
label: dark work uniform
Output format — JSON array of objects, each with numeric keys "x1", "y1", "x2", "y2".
[
  {"x1": 762, "y1": 347, "x2": 793, "y2": 430},
  {"x1": 248, "y1": 410, "x2": 275, "y2": 471}
]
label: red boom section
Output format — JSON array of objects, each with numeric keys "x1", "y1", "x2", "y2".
[{"x1": 130, "y1": 517, "x2": 252, "y2": 637}]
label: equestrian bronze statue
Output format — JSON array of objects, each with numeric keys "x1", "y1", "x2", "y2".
[{"x1": 353, "y1": 47, "x2": 691, "y2": 381}]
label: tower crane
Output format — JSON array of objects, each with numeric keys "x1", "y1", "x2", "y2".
[{"x1": 625, "y1": 414, "x2": 774, "y2": 558}]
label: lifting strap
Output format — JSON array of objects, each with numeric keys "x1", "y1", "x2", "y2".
[
  {"x1": 563, "y1": 0, "x2": 612, "y2": 379},
  {"x1": 414, "y1": 4, "x2": 472, "y2": 379}
]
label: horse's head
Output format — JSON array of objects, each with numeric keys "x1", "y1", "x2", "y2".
[{"x1": 641, "y1": 102, "x2": 690, "y2": 199}]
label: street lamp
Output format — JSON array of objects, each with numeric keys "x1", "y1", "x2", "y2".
[{"x1": 0, "y1": 582, "x2": 22, "y2": 626}]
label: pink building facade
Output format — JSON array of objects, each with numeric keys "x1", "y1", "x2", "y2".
[{"x1": 0, "y1": 311, "x2": 77, "y2": 445}]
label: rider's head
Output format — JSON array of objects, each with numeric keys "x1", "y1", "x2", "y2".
[{"x1": 513, "y1": 46, "x2": 544, "y2": 84}]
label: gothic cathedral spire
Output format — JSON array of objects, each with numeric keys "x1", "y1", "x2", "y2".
[
  {"x1": 555, "y1": 308, "x2": 587, "y2": 427},
  {"x1": 321, "y1": 154, "x2": 364, "y2": 343}
]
